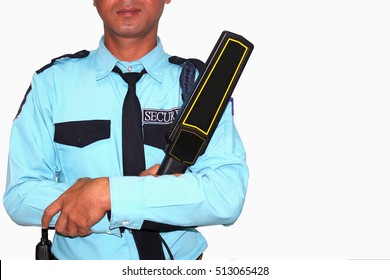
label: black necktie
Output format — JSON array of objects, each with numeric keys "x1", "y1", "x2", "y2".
[
  {"x1": 113, "y1": 66, "x2": 165, "y2": 260},
  {"x1": 113, "y1": 66, "x2": 146, "y2": 176}
]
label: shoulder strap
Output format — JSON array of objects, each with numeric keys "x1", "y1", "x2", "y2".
[
  {"x1": 169, "y1": 56, "x2": 205, "y2": 102},
  {"x1": 36, "y1": 50, "x2": 90, "y2": 74},
  {"x1": 16, "y1": 50, "x2": 90, "y2": 118}
]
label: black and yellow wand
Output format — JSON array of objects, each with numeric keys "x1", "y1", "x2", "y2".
[{"x1": 157, "y1": 31, "x2": 254, "y2": 175}]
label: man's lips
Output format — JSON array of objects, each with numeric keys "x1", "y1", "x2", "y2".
[{"x1": 117, "y1": 8, "x2": 141, "y2": 17}]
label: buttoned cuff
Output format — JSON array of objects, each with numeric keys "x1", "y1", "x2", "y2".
[
  {"x1": 91, "y1": 215, "x2": 121, "y2": 237},
  {"x1": 108, "y1": 176, "x2": 146, "y2": 231}
]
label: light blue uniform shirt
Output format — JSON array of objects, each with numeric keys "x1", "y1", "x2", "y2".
[{"x1": 4, "y1": 37, "x2": 249, "y2": 260}]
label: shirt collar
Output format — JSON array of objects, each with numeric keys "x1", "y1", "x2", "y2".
[{"x1": 95, "y1": 36, "x2": 166, "y2": 83}]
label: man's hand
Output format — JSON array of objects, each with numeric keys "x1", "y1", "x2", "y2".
[
  {"x1": 139, "y1": 164, "x2": 181, "y2": 177},
  {"x1": 41, "y1": 177, "x2": 110, "y2": 237},
  {"x1": 41, "y1": 165, "x2": 178, "y2": 238}
]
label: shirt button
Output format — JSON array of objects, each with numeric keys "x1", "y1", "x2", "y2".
[
  {"x1": 122, "y1": 220, "x2": 129, "y2": 226},
  {"x1": 77, "y1": 137, "x2": 84, "y2": 145},
  {"x1": 127, "y1": 66, "x2": 133, "y2": 72}
]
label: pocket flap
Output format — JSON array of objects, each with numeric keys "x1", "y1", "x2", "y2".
[{"x1": 54, "y1": 120, "x2": 110, "y2": 148}]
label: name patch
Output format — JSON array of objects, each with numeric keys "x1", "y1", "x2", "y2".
[{"x1": 142, "y1": 107, "x2": 180, "y2": 124}]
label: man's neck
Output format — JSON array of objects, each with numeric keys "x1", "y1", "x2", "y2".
[{"x1": 104, "y1": 32, "x2": 157, "y2": 62}]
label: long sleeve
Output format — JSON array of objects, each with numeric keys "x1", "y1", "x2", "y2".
[
  {"x1": 4, "y1": 73, "x2": 69, "y2": 227},
  {"x1": 109, "y1": 102, "x2": 249, "y2": 231}
]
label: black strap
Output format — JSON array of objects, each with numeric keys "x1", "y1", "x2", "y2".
[
  {"x1": 18, "y1": 50, "x2": 90, "y2": 118},
  {"x1": 179, "y1": 61, "x2": 197, "y2": 103},
  {"x1": 169, "y1": 56, "x2": 205, "y2": 102},
  {"x1": 169, "y1": 56, "x2": 205, "y2": 75},
  {"x1": 36, "y1": 50, "x2": 90, "y2": 74}
]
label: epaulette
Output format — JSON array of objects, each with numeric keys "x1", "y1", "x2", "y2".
[
  {"x1": 36, "y1": 50, "x2": 90, "y2": 74},
  {"x1": 15, "y1": 50, "x2": 90, "y2": 118},
  {"x1": 169, "y1": 56, "x2": 205, "y2": 102}
]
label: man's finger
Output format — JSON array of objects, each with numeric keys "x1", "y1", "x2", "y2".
[
  {"x1": 54, "y1": 213, "x2": 68, "y2": 237},
  {"x1": 41, "y1": 199, "x2": 62, "y2": 229},
  {"x1": 78, "y1": 227, "x2": 93, "y2": 237},
  {"x1": 139, "y1": 164, "x2": 160, "y2": 177}
]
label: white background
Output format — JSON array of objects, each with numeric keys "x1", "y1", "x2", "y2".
[{"x1": 1, "y1": 0, "x2": 390, "y2": 261}]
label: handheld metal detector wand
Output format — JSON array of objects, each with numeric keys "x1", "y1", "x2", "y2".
[{"x1": 157, "y1": 30, "x2": 254, "y2": 175}]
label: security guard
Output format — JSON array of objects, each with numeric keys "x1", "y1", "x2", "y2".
[{"x1": 3, "y1": 0, "x2": 249, "y2": 259}]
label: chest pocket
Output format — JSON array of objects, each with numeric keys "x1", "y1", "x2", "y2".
[
  {"x1": 143, "y1": 123, "x2": 171, "y2": 150},
  {"x1": 54, "y1": 120, "x2": 111, "y2": 148}
]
